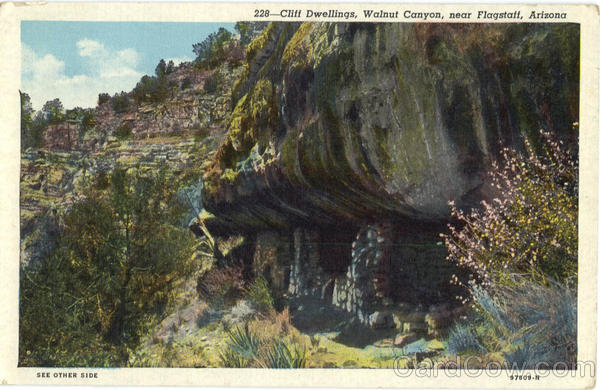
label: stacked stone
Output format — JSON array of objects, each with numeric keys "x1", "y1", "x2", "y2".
[
  {"x1": 425, "y1": 304, "x2": 468, "y2": 338},
  {"x1": 332, "y1": 223, "x2": 392, "y2": 325},
  {"x1": 288, "y1": 228, "x2": 328, "y2": 297},
  {"x1": 252, "y1": 231, "x2": 292, "y2": 294},
  {"x1": 392, "y1": 304, "x2": 428, "y2": 334}
]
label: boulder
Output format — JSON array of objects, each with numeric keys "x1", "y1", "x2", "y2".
[
  {"x1": 394, "y1": 333, "x2": 418, "y2": 348},
  {"x1": 402, "y1": 321, "x2": 428, "y2": 334},
  {"x1": 368, "y1": 311, "x2": 395, "y2": 329}
]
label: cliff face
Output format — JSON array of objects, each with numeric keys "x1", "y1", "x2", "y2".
[
  {"x1": 194, "y1": 22, "x2": 578, "y2": 326},
  {"x1": 44, "y1": 121, "x2": 81, "y2": 151},
  {"x1": 21, "y1": 51, "x2": 245, "y2": 267},
  {"x1": 203, "y1": 23, "x2": 579, "y2": 231}
]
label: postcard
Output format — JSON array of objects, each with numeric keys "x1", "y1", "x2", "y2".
[{"x1": 0, "y1": 2, "x2": 598, "y2": 388}]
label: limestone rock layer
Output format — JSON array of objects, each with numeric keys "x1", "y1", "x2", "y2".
[{"x1": 203, "y1": 23, "x2": 579, "y2": 232}]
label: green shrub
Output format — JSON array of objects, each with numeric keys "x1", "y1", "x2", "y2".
[
  {"x1": 19, "y1": 167, "x2": 197, "y2": 366},
  {"x1": 65, "y1": 107, "x2": 95, "y2": 134},
  {"x1": 133, "y1": 74, "x2": 168, "y2": 104},
  {"x1": 111, "y1": 93, "x2": 130, "y2": 113},
  {"x1": 98, "y1": 93, "x2": 111, "y2": 105},
  {"x1": 114, "y1": 122, "x2": 133, "y2": 140},
  {"x1": 203, "y1": 72, "x2": 221, "y2": 94},
  {"x1": 447, "y1": 322, "x2": 485, "y2": 356},
  {"x1": 193, "y1": 27, "x2": 232, "y2": 67},
  {"x1": 181, "y1": 77, "x2": 192, "y2": 91},
  {"x1": 42, "y1": 98, "x2": 64, "y2": 125},
  {"x1": 245, "y1": 276, "x2": 274, "y2": 312},
  {"x1": 262, "y1": 339, "x2": 307, "y2": 368},
  {"x1": 194, "y1": 128, "x2": 210, "y2": 143},
  {"x1": 20, "y1": 91, "x2": 41, "y2": 151}
]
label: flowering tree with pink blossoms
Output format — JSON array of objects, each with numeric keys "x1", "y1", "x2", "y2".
[{"x1": 443, "y1": 129, "x2": 578, "y2": 297}]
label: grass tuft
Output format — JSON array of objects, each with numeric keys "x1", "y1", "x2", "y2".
[
  {"x1": 245, "y1": 275, "x2": 274, "y2": 312},
  {"x1": 471, "y1": 276, "x2": 576, "y2": 367},
  {"x1": 447, "y1": 322, "x2": 486, "y2": 356}
]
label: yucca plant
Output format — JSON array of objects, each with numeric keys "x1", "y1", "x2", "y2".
[
  {"x1": 226, "y1": 323, "x2": 261, "y2": 359},
  {"x1": 218, "y1": 348, "x2": 248, "y2": 368},
  {"x1": 261, "y1": 340, "x2": 307, "y2": 368}
]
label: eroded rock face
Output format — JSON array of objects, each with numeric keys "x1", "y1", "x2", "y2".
[
  {"x1": 44, "y1": 121, "x2": 80, "y2": 151},
  {"x1": 201, "y1": 22, "x2": 578, "y2": 325},
  {"x1": 204, "y1": 22, "x2": 579, "y2": 231},
  {"x1": 87, "y1": 63, "x2": 241, "y2": 152}
]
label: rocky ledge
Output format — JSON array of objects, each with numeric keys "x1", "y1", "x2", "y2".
[{"x1": 196, "y1": 22, "x2": 579, "y2": 326}]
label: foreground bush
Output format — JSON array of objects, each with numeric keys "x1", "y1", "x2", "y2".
[
  {"x1": 19, "y1": 166, "x2": 197, "y2": 366},
  {"x1": 245, "y1": 275, "x2": 274, "y2": 312},
  {"x1": 447, "y1": 322, "x2": 485, "y2": 356},
  {"x1": 442, "y1": 129, "x2": 577, "y2": 367},
  {"x1": 443, "y1": 129, "x2": 578, "y2": 291},
  {"x1": 475, "y1": 277, "x2": 575, "y2": 368},
  {"x1": 196, "y1": 266, "x2": 246, "y2": 307},
  {"x1": 219, "y1": 322, "x2": 307, "y2": 368}
]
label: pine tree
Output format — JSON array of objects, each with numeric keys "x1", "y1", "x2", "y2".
[{"x1": 19, "y1": 166, "x2": 197, "y2": 366}]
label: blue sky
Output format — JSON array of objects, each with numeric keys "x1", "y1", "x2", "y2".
[{"x1": 22, "y1": 21, "x2": 235, "y2": 110}]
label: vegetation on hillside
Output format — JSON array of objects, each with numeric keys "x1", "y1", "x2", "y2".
[
  {"x1": 18, "y1": 24, "x2": 256, "y2": 366},
  {"x1": 19, "y1": 166, "x2": 198, "y2": 366},
  {"x1": 21, "y1": 93, "x2": 96, "y2": 151},
  {"x1": 132, "y1": 59, "x2": 177, "y2": 104},
  {"x1": 193, "y1": 27, "x2": 233, "y2": 67}
]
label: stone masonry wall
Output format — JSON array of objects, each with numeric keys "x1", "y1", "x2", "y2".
[
  {"x1": 44, "y1": 122, "x2": 80, "y2": 151},
  {"x1": 332, "y1": 224, "x2": 393, "y2": 324},
  {"x1": 288, "y1": 228, "x2": 329, "y2": 298},
  {"x1": 251, "y1": 222, "x2": 465, "y2": 335},
  {"x1": 252, "y1": 231, "x2": 292, "y2": 294}
]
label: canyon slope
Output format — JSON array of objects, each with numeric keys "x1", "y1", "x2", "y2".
[{"x1": 21, "y1": 22, "x2": 579, "y2": 333}]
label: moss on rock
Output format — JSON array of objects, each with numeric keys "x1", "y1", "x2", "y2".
[{"x1": 204, "y1": 22, "x2": 580, "y2": 230}]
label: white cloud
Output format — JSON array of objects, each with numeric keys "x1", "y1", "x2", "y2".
[
  {"x1": 117, "y1": 48, "x2": 140, "y2": 65},
  {"x1": 21, "y1": 44, "x2": 37, "y2": 75},
  {"x1": 33, "y1": 54, "x2": 65, "y2": 77},
  {"x1": 76, "y1": 38, "x2": 108, "y2": 58},
  {"x1": 22, "y1": 40, "x2": 143, "y2": 110}
]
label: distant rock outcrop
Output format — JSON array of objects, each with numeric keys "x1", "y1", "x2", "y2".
[
  {"x1": 43, "y1": 120, "x2": 80, "y2": 151},
  {"x1": 22, "y1": 37, "x2": 250, "y2": 266}
]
